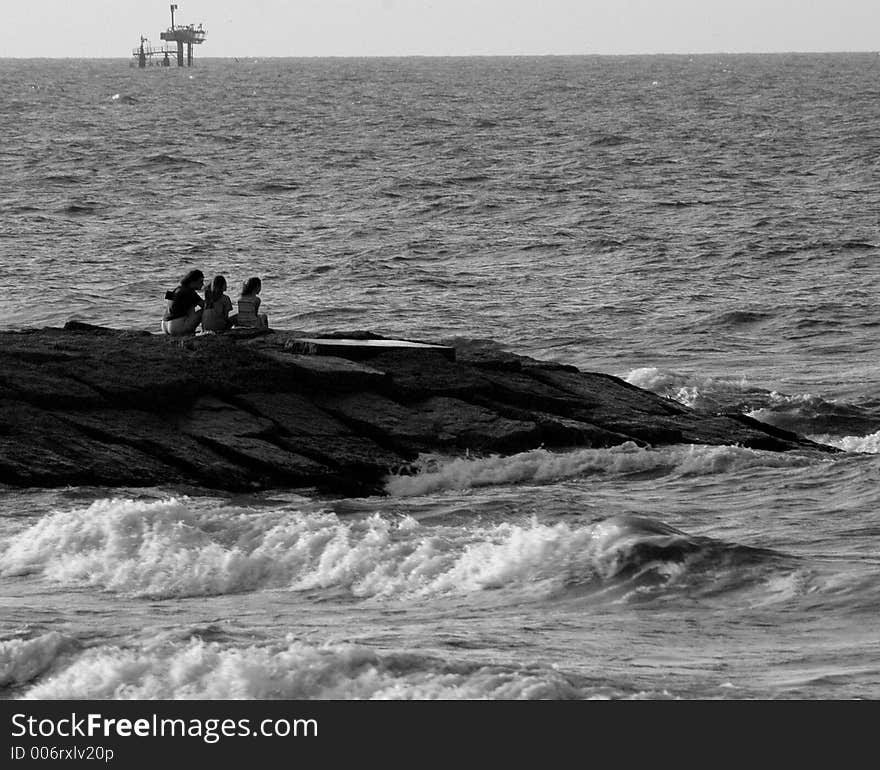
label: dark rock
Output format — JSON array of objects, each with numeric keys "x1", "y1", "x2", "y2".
[
  {"x1": 55, "y1": 408, "x2": 254, "y2": 489},
  {"x1": 0, "y1": 325, "x2": 838, "y2": 495},
  {"x1": 63, "y1": 320, "x2": 117, "y2": 334},
  {"x1": 178, "y1": 396, "x2": 278, "y2": 440},
  {"x1": 0, "y1": 363, "x2": 105, "y2": 408},
  {"x1": 0, "y1": 402, "x2": 186, "y2": 487},
  {"x1": 236, "y1": 392, "x2": 408, "y2": 475},
  {"x1": 529, "y1": 413, "x2": 649, "y2": 449},
  {"x1": 200, "y1": 435, "x2": 332, "y2": 486},
  {"x1": 259, "y1": 351, "x2": 390, "y2": 392},
  {"x1": 371, "y1": 351, "x2": 493, "y2": 400},
  {"x1": 318, "y1": 392, "x2": 541, "y2": 455}
]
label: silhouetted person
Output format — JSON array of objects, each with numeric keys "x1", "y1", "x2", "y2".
[{"x1": 161, "y1": 269, "x2": 204, "y2": 336}]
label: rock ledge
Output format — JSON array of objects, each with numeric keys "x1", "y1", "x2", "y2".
[{"x1": 0, "y1": 325, "x2": 835, "y2": 495}]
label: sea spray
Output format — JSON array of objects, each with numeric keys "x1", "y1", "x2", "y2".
[
  {"x1": 385, "y1": 443, "x2": 820, "y2": 497},
  {"x1": 19, "y1": 635, "x2": 603, "y2": 700},
  {"x1": 808, "y1": 430, "x2": 880, "y2": 454},
  {"x1": 0, "y1": 498, "x2": 781, "y2": 601},
  {"x1": 627, "y1": 368, "x2": 878, "y2": 437},
  {"x1": 624, "y1": 367, "x2": 755, "y2": 409},
  {"x1": 0, "y1": 632, "x2": 72, "y2": 687}
]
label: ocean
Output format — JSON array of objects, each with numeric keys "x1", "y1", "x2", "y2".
[{"x1": 0, "y1": 54, "x2": 878, "y2": 700}]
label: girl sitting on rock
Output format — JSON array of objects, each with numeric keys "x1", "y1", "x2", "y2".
[
  {"x1": 161, "y1": 269, "x2": 204, "y2": 336},
  {"x1": 235, "y1": 276, "x2": 269, "y2": 329},
  {"x1": 201, "y1": 275, "x2": 234, "y2": 332}
]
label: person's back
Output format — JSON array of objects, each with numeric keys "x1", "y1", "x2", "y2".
[
  {"x1": 161, "y1": 269, "x2": 205, "y2": 336},
  {"x1": 201, "y1": 275, "x2": 233, "y2": 332},
  {"x1": 202, "y1": 294, "x2": 233, "y2": 331},
  {"x1": 236, "y1": 293, "x2": 259, "y2": 327},
  {"x1": 164, "y1": 286, "x2": 197, "y2": 322},
  {"x1": 236, "y1": 276, "x2": 268, "y2": 329}
]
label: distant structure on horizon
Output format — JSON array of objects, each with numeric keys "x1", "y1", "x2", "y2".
[{"x1": 132, "y1": 4, "x2": 206, "y2": 68}]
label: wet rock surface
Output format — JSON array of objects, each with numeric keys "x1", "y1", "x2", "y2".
[{"x1": 0, "y1": 325, "x2": 836, "y2": 495}]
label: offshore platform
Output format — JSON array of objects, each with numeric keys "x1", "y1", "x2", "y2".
[{"x1": 132, "y1": 4, "x2": 206, "y2": 68}]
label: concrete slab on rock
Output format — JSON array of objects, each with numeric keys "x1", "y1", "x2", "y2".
[{"x1": 287, "y1": 337, "x2": 456, "y2": 362}]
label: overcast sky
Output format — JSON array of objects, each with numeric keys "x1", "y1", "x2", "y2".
[{"x1": 4, "y1": 0, "x2": 880, "y2": 58}]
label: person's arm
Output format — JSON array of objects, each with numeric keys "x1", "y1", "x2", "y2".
[
  {"x1": 223, "y1": 296, "x2": 232, "y2": 319},
  {"x1": 254, "y1": 296, "x2": 261, "y2": 312}
]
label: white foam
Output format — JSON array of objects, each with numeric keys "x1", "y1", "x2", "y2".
[
  {"x1": 0, "y1": 498, "x2": 716, "y2": 600},
  {"x1": 386, "y1": 443, "x2": 816, "y2": 497},
  {"x1": 1, "y1": 498, "x2": 388, "y2": 598},
  {"x1": 20, "y1": 636, "x2": 589, "y2": 700},
  {"x1": 624, "y1": 367, "x2": 753, "y2": 409},
  {"x1": 625, "y1": 366, "x2": 692, "y2": 396},
  {"x1": 809, "y1": 430, "x2": 880, "y2": 454},
  {"x1": 0, "y1": 632, "x2": 70, "y2": 687},
  {"x1": 745, "y1": 391, "x2": 829, "y2": 426}
]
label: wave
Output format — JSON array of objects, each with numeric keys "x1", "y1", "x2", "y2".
[
  {"x1": 386, "y1": 443, "x2": 817, "y2": 496},
  {"x1": 710, "y1": 309, "x2": 775, "y2": 326},
  {"x1": 624, "y1": 366, "x2": 755, "y2": 410},
  {"x1": 809, "y1": 430, "x2": 880, "y2": 454},
  {"x1": 43, "y1": 173, "x2": 83, "y2": 185},
  {"x1": 18, "y1": 636, "x2": 637, "y2": 700},
  {"x1": 626, "y1": 367, "x2": 879, "y2": 435},
  {"x1": 0, "y1": 499, "x2": 786, "y2": 601},
  {"x1": 14, "y1": 518, "x2": 790, "y2": 699},
  {"x1": 255, "y1": 181, "x2": 300, "y2": 192},
  {"x1": 445, "y1": 174, "x2": 490, "y2": 184},
  {"x1": 839, "y1": 240, "x2": 876, "y2": 250},
  {"x1": 58, "y1": 200, "x2": 107, "y2": 215},
  {"x1": 589, "y1": 134, "x2": 631, "y2": 147},
  {"x1": 140, "y1": 153, "x2": 206, "y2": 168},
  {"x1": 592, "y1": 237, "x2": 624, "y2": 249},
  {"x1": 746, "y1": 394, "x2": 879, "y2": 437},
  {"x1": 655, "y1": 199, "x2": 707, "y2": 208},
  {"x1": 0, "y1": 498, "x2": 325, "y2": 598},
  {"x1": 0, "y1": 632, "x2": 73, "y2": 688}
]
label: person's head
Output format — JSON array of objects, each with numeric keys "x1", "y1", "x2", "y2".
[
  {"x1": 241, "y1": 277, "x2": 262, "y2": 296},
  {"x1": 210, "y1": 275, "x2": 227, "y2": 297},
  {"x1": 204, "y1": 275, "x2": 226, "y2": 308},
  {"x1": 180, "y1": 269, "x2": 204, "y2": 290}
]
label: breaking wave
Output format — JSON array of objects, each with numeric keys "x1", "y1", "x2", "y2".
[
  {"x1": 624, "y1": 366, "x2": 758, "y2": 410},
  {"x1": 626, "y1": 367, "x2": 879, "y2": 436},
  {"x1": 19, "y1": 636, "x2": 646, "y2": 700},
  {"x1": 0, "y1": 499, "x2": 784, "y2": 601},
  {"x1": 746, "y1": 394, "x2": 879, "y2": 437},
  {"x1": 386, "y1": 443, "x2": 818, "y2": 496},
  {"x1": 809, "y1": 430, "x2": 880, "y2": 454},
  {"x1": 0, "y1": 632, "x2": 73, "y2": 688}
]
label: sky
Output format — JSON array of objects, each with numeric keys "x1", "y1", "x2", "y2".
[{"x1": 3, "y1": 0, "x2": 880, "y2": 58}]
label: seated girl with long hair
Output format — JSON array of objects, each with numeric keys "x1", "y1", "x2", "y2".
[
  {"x1": 161, "y1": 269, "x2": 205, "y2": 336},
  {"x1": 235, "y1": 276, "x2": 269, "y2": 329},
  {"x1": 201, "y1": 275, "x2": 234, "y2": 332}
]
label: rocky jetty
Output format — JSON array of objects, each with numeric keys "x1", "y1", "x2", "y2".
[{"x1": 0, "y1": 324, "x2": 835, "y2": 495}]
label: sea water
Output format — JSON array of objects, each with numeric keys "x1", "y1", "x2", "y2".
[{"x1": 1, "y1": 55, "x2": 879, "y2": 699}]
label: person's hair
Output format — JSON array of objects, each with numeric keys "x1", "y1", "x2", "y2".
[
  {"x1": 205, "y1": 275, "x2": 227, "y2": 309},
  {"x1": 180, "y1": 269, "x2": 204, "y2": 288},
  {"x1": 241, "y1": 277, "x2": 262, "y2": 296}
]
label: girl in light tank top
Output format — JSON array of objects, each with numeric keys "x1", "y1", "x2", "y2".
[{"x1": 235, "y1": 276, "x2": 268, "y2": 329}]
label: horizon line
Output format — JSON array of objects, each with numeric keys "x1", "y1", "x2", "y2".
[{"x1": 1, "y1": 49, "x2": 878, "y2": 60}]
